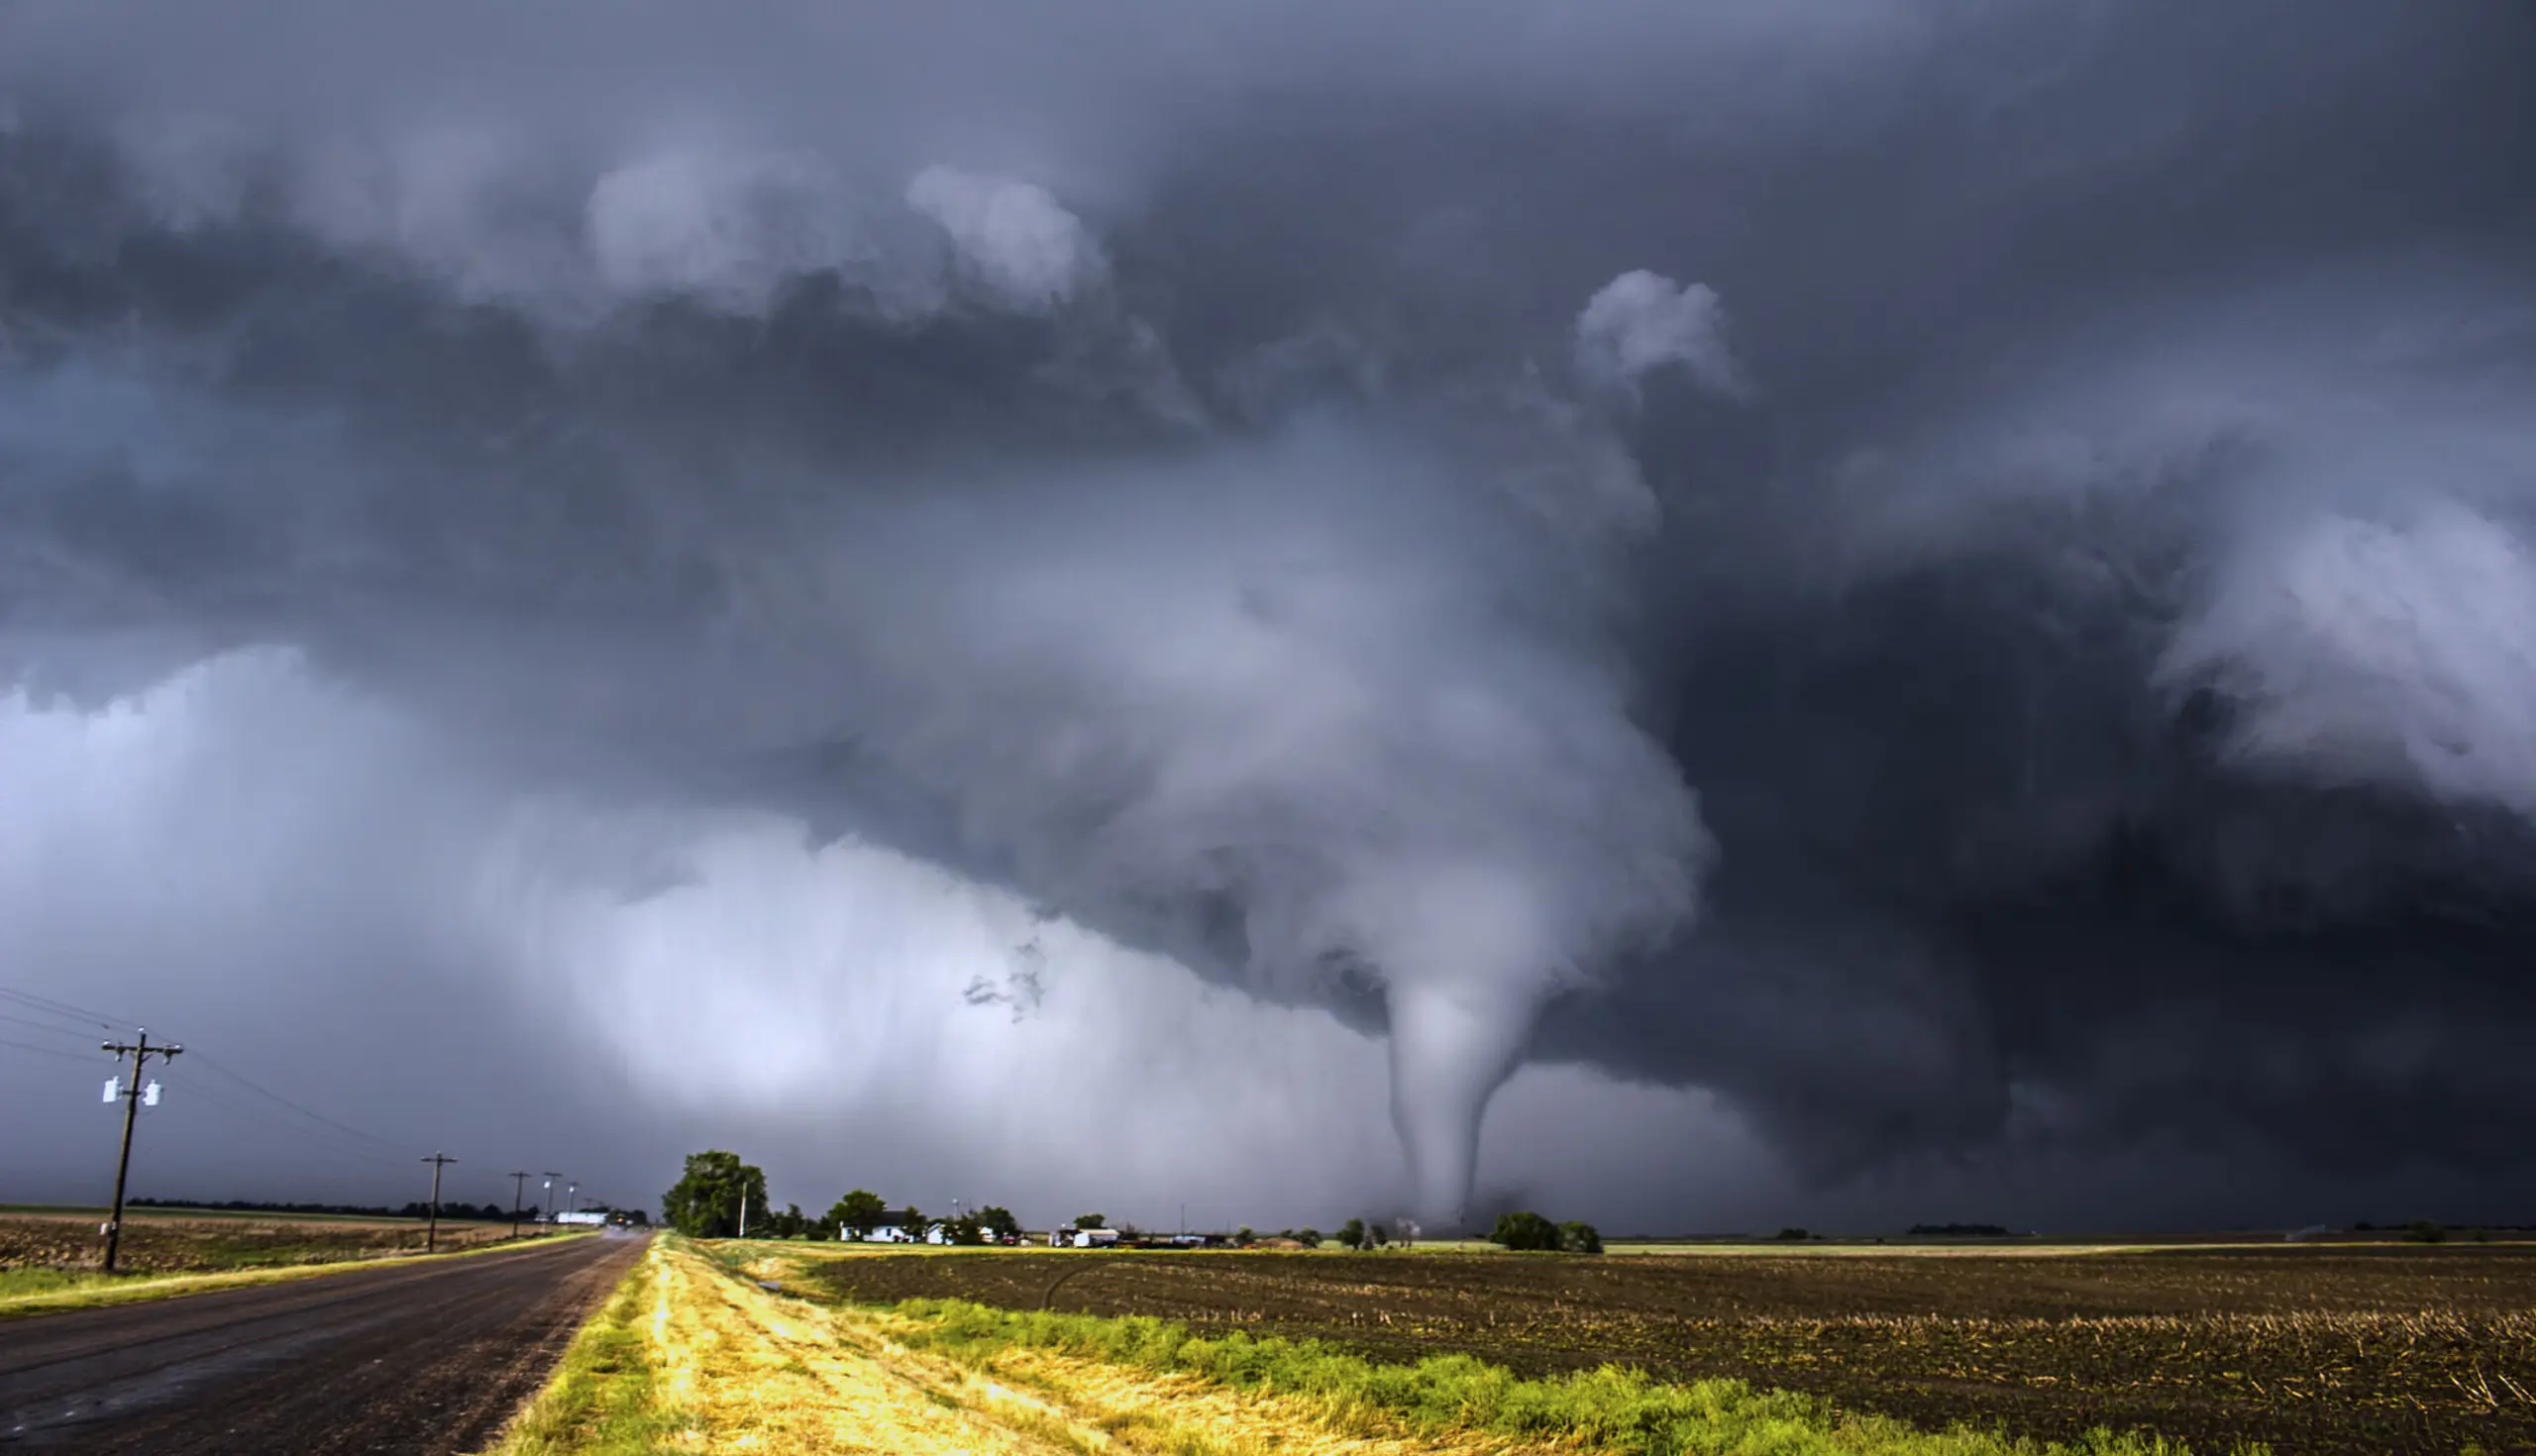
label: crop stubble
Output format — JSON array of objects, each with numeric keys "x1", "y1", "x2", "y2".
[
  {"x1": 812, "y1": 1246, "x2": 2536, "y2": 1456},
  {"x1": 0, "y1": 1210, "x2": 515, "y2": 1277}
]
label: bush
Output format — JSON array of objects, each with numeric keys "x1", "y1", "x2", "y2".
[
  {"x1": 2406, "y1": 1219, "x2": 2447, "y2": 1244},
  {"x1": 1490, "y1": 1211, "x2": 1560, "y2": 1251},
  {"x1": 1296, "y1": 1227, "x2": 1322, "y2": 1248},
  {"x1": 1776, "y1": 1227, "x2": 1811, "y2": 1241},
  {"x1": 1558, "y1": 1220, "x2": 1602, "y2": 1255}
]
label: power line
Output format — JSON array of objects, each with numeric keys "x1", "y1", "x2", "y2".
[
  {"x1": 0, "y1": 985, "x2": 130, "y2": 1029},
  {"x1": 420, "y1": 1154, "x2": 457, "y2": 1253},
  {"x1": 183, "y1": 1050, "x2": 412, "y2": 1155},
  {"x1": 100, "y1": 1028, "x2": 181, "y2": 1273},
  {"x1": 0, "y1": 1035, "x2": 102, "y2": 1064},
  {"x1": 161, "y1": 1076, "x2": 417, "y2": 1173},
  {"x1": 0, "y1": 1009, "x2": 107, "y2": 1042}
]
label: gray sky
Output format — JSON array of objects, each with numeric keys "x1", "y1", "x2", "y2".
[{"x1": 2, "y1": 0, "x2": 2532, "y2": 1233}]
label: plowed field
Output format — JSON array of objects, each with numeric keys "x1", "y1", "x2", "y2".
[{"x1": 812, "y1": 1246, "x2": 2536, "y2": 1456}]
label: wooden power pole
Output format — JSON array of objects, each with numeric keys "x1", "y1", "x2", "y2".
[
  {"x1": 421, "y1": 1153, "x2": 457, "y2": 1252},
  {"x1": 510, "y1": 1170, "x2": 531, "y2": 1239},
  {"x1": 99, "y1": 1028, "x2": 181, "y2": 1274}
]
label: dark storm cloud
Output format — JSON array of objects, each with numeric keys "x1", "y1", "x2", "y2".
[{"x1": 3, "y1": 0, "x2": 2533, "y2": 1223}]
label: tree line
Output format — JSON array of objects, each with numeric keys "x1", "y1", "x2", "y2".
[{"x1": 660, "y1": 1151, "x2": 1019, "y2": 1243}]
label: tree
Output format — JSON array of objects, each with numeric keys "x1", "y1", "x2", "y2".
[
  {"x1": 1075, "y1": 1212, "x2": 1107, "y2": 1229},
  {"x1": 1558, "y1": 1220, "x2": 1603, "y2": 1255},
  {"x1": 1337, "y1": 1217, "x2": 1367, "y2": 1250},
  {"x1": 1296, "y1": 1226, "x2": 1322, "y2": 1248},
  {"x1": 947, "y1": 1214, "x2": 987, "y2": 1245},
  {"x1": 829, "y1": 1190, "x2": 889, "y2": 1239},
  {"x1": 1490, "y1": 1211, "x2": 1560, "y2": 1251},
  {"x1": 898, "y1": 1205, "x2": 925, "y2": 1239},
  {"x1": 662, "y1": 1151, "x2": 768, "y2": 1238},
  {"x1": 975, "y1": 1205, "x2": 1021, "y2": 1240},
  {"x1": 1236, "y1": 1226, "x2": 1256, "y2": 1246},
  {"x1": 1370, "y1": 1223, "x2": 1390, "y2": 1248}
]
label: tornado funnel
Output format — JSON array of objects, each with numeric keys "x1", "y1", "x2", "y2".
[{"x1": 1386, "y1": 979, "x2": 1538, "y2": 1230}]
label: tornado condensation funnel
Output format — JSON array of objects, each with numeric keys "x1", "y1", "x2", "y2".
[{"x1": 1386, "y1": 979, "x2": 1538, "y2": 1231}]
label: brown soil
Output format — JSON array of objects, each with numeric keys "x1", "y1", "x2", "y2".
[
  {"x1": 812, "y1": 1247, "x2": 2536, "y2": 1456},
  {"x1": 0, "y1": 1211, "x2": 518, "y2": 1276}
]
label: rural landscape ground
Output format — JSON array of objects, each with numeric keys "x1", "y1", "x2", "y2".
[
  {"x1": 4, "y1": 1209, "x2": 2532, "y2": 1453},
  {"x1": 0, "y1": 1226, "x2": 639, "y2": 1451},
  {"x1": 0, "y1": 1205, "x2": 537, "y2": 1310}
]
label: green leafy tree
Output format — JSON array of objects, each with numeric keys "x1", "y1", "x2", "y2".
[
  {"x1": 1337, "y1": 1217, "x2": 1367, "y2": 1250},
  {"x1": 898, "y1": 1205, "x2": 925, "y2": 1239},
  {"x1": 1236, "y1": 1226, "x2": 1255, "y2": 1246},
  {"x1": 829, "y1": 1190, "x2": 889, "y2": 1238},
  {"x1": 1490, "y1": 1210, "x2": 1560, "y2": 1251},
  {"x1": 975, "y1": 1205, "x2": 1021, "y2": 1240},
  {"x1": 1074, "y1": 1212, "x2": 1107, "y2": 1229},
  {"x1": 1370, "y1": 1223, "x2": 1390, "y2": 1248},
  {"x1": 1296, "y1": 1226, "x2": 1322, "y2": 1248},
  {"x1": 662, "y1": 1150, "x2": 768, "y2": 1238},
  {"x1": 1558, "y1": 1220, "x2": 1603, "y2": 1255},
  {"x1": 947, "y1": 1214, "x2": 987, "y2": 1245}
]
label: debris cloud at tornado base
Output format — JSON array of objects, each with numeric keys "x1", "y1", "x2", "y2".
[{"x1": 1, "y1": 0, "x2": 2533, "y2": 1225}]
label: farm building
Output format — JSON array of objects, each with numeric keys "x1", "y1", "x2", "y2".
[
  {"x1": 1074, "y1": 1227, "x2": 1119, "y2": 1248},
  {"x1": 840, "y1": 1223, "x2": 921, "y2": 1243}
]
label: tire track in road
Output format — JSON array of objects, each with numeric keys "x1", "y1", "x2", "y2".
[{"x1": 0, "y1": 1231, "x2": 646, "y2": 1452}]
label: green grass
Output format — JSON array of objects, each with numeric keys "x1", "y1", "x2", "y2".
[
  {"x1": 479, "y1": 1246, "x2": 689, "y2": 1456},
  {"x1": 887, "y1": 1298, "x2": 2251, "y2": 1456}
]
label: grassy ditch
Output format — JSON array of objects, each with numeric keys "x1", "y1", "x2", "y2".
[
  {"x1": 883, "y1": 1296, "x2": 2240, "y2": 1456},
  {"x1": 476, "y1": 1240, "x2": 689, "y2": 1456}
]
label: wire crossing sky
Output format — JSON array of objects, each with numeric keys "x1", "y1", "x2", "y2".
[{"x1": 1, "y1": 0, "x2": 2532, "y2": 1232}]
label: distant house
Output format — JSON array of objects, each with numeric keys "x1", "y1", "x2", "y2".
[
  {"x1": 1073, "y1": 1227, "x2": 1119, "y2": 1248},
  {"x1": 553, "y1": 1209, "x2": 607, "y2": 1226},
  {"x1": 842, "y1": 1224, "x2": 920, "y2": 1243}
]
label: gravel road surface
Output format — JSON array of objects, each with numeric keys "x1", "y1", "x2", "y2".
[{"x1": 0, "y1": 1230, "x2": 646, "y2": 1452}]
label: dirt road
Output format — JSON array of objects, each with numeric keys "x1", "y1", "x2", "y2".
[{"x1": 0, "y1": 1230, "x2": 645, "y2": 1452}]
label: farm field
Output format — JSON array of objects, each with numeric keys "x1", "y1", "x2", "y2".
[
  {"x1": 802, "y1": 1244, "x2": 2536, "y2": 1456},
  {"x1": 498, "y1": 1236, "x2": 2200, "y2": 1456},
  {"x1": 0, "y1": 1206, "x2": 543, "y2": 1306}
]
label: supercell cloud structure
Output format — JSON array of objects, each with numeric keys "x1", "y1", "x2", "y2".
[{"x1": 1, "y1": 0, "x2": 2533, "y2": 1227}]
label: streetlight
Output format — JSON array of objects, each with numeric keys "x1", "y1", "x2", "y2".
[{"x1": 542, "y1": 1173, "x2": 561, "y2": 1223}]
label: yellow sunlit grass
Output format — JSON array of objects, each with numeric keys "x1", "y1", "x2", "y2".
[{"x1": 485, "y1": 1236, "x2": 1550, "y2": 1455}]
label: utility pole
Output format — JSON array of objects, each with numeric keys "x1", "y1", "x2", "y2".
[
  {"x1": 509, "y1": 1171, "x2": 530, "y2": 1238},
  {"x1": 420, "y1": 1153, "x2": 457, "y2": 1253},
  {"x1": 542, "y1": 1172, "x2": 561, "y2": 1224},
  {"x1": 98, "y1": 1028, "x2": 181, "y2": 1274}
]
